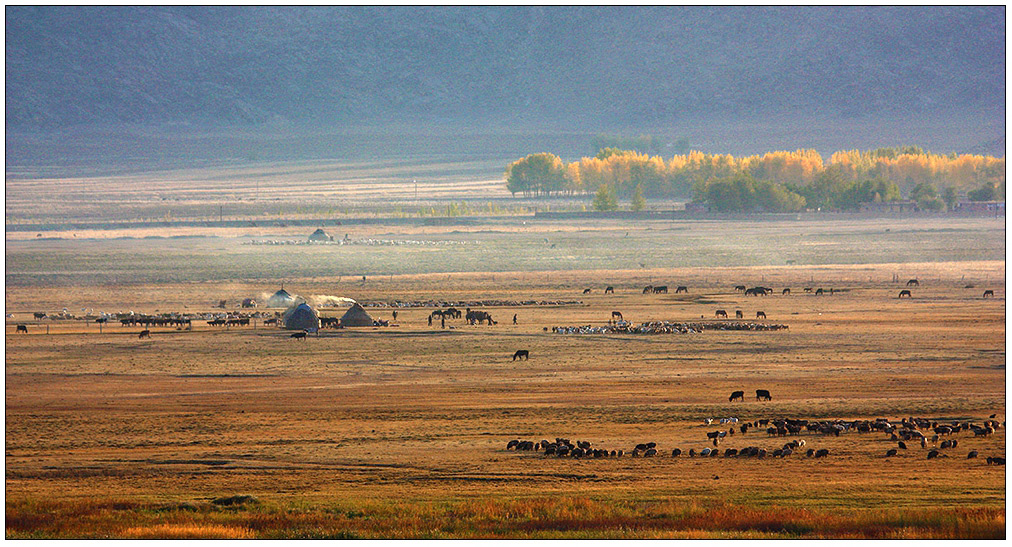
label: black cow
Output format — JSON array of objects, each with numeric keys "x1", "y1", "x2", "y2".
[
  {"x1": 983, "y1": 290, "x2": 994, "y2": 298},
  {"x1": 605, "y1": 286, "x2": 614, "y2": 294},
  {"x1": 290, "y1": 330, "x2": 307, "y2": 340},
  {"x1": 512, "y1": 350, "x2": 529, "y2": 361},
  {"x1": 756, "y1": 389, "x2": 772, "y2": 401},
  {"x1": 782, "y1": 288, "x2": 791, "y2": 295},
  {"x1": 33, "y1": 312, "x2": 46, "y2": 320},
  {"x1": 653, "y1": 286, "x2": 668, "y2": 294},
  {"x1": 715, "y1": 309, "x2": 728, "y2": 318},
  {"x1": 675, "y1": 286, "x2": 688, "y2": 293},
  {"x1": 756, "y1": 311, "x2": 767, "y2": 319},
  {"x1": 729, "y1": 390, "x2": 745, "y2": 402},
  {"x1": 15, "y1": 324, "x2": 28, "y2": 333},
  {"x1": 898, "y1": 290, "x2": 912, "y2": 298}
]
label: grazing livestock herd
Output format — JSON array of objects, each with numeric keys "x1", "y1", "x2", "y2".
[{"x1": 504, "y1": 412, "x2": 1003, "y2": 464}]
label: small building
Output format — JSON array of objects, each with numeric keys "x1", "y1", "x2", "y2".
[
  {"x1": 308, "y1": 228, "x2": 333, "y2": 242},
  {"x1": 267, "y1": 288, "x2": 296, "y2": 308},
  {"x1": 282, "y1": 303, "x2": 320, "y2": 330},
  {"x1": 954, "y1": 201, "x2": 1005, "y2": 215},
  {"x1": 339, "y1": 303, "x2": 375, "y2": 327},
  {"x1": 858, "y1": 200, "x2": 918, "y2": 213}
]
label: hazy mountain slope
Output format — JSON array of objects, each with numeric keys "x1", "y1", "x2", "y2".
[{"x1": 6, "y1": 6, "x2": 1005, "y2": 131}]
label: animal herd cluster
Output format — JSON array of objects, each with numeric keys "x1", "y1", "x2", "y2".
[
  {"x1": 362, "y1": 299, "x2": 582, "y2": 309},
  {"x1": 550, "y1": 321, "x2": 788, "y2": 335},
  {"x1": 504, "y1": 413, "x2": 1004, "y2": 464}
]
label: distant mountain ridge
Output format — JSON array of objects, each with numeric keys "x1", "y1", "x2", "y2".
[{"x1": 6, "y1": 6, "x2": 1005, "y2": 132}]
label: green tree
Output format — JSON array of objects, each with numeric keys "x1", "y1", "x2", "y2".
[
  {"x1": 631, "y1": 184, "x2": 646, "y2": 211},
  {"x1": 942, "y1": 186, "x2": 959, "y2": 210},
  {"x1": 910, "y1": 182, "x2": 937, "y2": 202},
  {"x1": 968, "y1": 184, "x2": 997, "y2": 201},
  {"x1": 593, "y1": 184, "x2": 618, "y2": 211}
]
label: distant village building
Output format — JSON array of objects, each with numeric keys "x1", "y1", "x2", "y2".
[
  {"x1": 954, "y1": 201, "x2": 1005, "y2": 215},
  {"x1": 858, "y1": 200, "x2": 918, "y2": 213}
]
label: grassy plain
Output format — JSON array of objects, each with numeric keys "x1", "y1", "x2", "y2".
[{"x1": 5, "y1": 216, "x2": 1006, "y2": 538}]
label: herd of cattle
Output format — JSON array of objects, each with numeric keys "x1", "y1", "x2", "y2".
[{"x1": 505, "y1": 413, "x2": 1004, "y2": 464}]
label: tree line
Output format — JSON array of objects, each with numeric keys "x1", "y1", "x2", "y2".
[{"x1": 504, "y1": 147, "x2": 1005, "y2": 212}]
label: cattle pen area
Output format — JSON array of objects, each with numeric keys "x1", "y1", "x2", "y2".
[{"x1": 4, "y1": 218, "x2": 1007, "y2": 539}]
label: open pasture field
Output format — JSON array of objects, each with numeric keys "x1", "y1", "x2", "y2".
[{"x1": 5, "y1": 225, "x2": 1007, "y2": 538}]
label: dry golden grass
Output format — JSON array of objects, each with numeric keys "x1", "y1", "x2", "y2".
[{"x1": 4, "y1": 217, "x2": 1006, "y2": 538}]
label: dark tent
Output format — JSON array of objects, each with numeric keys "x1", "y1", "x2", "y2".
[
  {"x1": 339, "y1": 303, "x2": 375, "y2": 327},
  {"x1": 283, "y1": 303, "x2": 320, "y2": 331},
  {"x1": 308, "y1": 228, "x2": 332, "y2": 242}
]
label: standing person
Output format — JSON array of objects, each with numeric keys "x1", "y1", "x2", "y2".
[
  {"x1": 441, "y1": 316, "x2": 446, "y2": 329},
  {"x1": 513, "y1": 314, "x2": 518, "y2": 325},
  {"x1": 392, "y1": 310, "x2": 398, "y2": 321},
  {"x1": 428, "y1": 314, "x2": 432, "y2": 327}
]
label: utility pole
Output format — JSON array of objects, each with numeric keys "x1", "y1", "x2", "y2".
[{"x1": 414, "y1": 180, "x2": 417, "y2": 201}]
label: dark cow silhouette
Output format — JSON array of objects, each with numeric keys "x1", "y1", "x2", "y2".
[
  {"x1": 605, "y1": 286, "x2": 614, "y2": 294},
  {"x1": 715, "y1": 309, "x2": 728, "y2": 318},
  {"x1": 734, "y1": 285, "x2": 746, "y2": 292},
  {"x1": 290, "y1": 330, "x2": 307, "y2": 340},
  {"x1": 138, "y1": 330, "x2": 151, "y2": 339},
  {"x1": 898, "y1": 290, "x2": 912, "y2": 298},
  {"x1": 735, "y1": 310, "x2": 744, "y2": 319},
  {"x1": 987, "y1": 457, "x2": 1005, "y2": 465},
  {"x1": 675, "y1": 286, "x2": 688, "y2": 293},
  {"x1": 33, "y1": 312, "x2": 46, "y2": 320},
  {"x1": 512, "y1": 350, "x2": 529, "y2": 361},
  {"x1": 611, "y1": 311, "x2": 623, "y2": 323},
  {"x1": 782, "y1": 288, "x2": 790, "y2": 295},
  {"x1": 907, "y1": 279, "x2": 919, "y2": 286},
  {"x1": 583, "y1": 288, "x2": 592, "y2": 294},
  {"x1": 653, "y1": 286, "x2": 668, "y2": 294},
  {"x1": 804, "y1": 287, "x2": 813, "y2": 293},
  {"x1": 729, "y1": 390, "x2": 745, "y2": 402},
  {"x1": 643, "y1": 285, "x2": 653, "y2": 294},
  {"x1": 983, "y1": 290, "x2": 994, "y2": 298},
  {"x1": 15, "y1": 324, "x2": 28, "y2": 333},
  {"x1": 815, "y1": 288, "x2": 824, "y2": 296},
  {"x1": 756, "y1": 311, "x2": 767, "y2": 319},
  {"x1": 886, "y1": 448, "x2": 898, "y2": 457},
  {"x1": 756, "y1": 389, "x2": 772, "y2": 401},
  {"x1": 815, "y1": 449, "x2": 829, "y2": 458}
]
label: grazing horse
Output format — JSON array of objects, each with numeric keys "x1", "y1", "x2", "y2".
[
  {"x1": 756, "y1": 311, "x2": 767, "y2": 319},
  {"x1": 983, "y1": 290, "x2": 994, "y2": 298},
  {"x1": 643, "y1": 285, "x2": 653, "y2": 294},
  {"x1": 715, "y1": 309, "x2": 728, "y2": 318},
  {"x1": 815, "y1": 288, "x2": 824, "y2": 296},
  {"x1": 605, "y1": 286, "x2": 614, "y2": 294},
  {"x1": 653, "y1": 286, "x2": 668, "y2": 294},
  {"x1": 512, "y1": 350, "x2": 529, "y2": 361},
  {"x1": 675, "y1": 286, "x2": 688, "y2": 293},
  {"x1": 898, "y1": 290, "x2": 912, "y2": 298},
  {"x1": 15, "y1": 324, "x2": 28, "y2": 334},
  {"x1": 734, "y1": 285, "x2": 746, "y2": 292},
  {"x1": 907, "y1": 279, "x2": 919, "y2": 287},
  {"x1": 729, "y1": 390, "x2": 745, "y2": 402},
  {"x1": 611, "y1": 311, "x2": 623, "y2": 323},
  {"x1": 735, "y1": 310, "x2": 744, "y2": 319},
  {"x1": 583, "y1": 288, "x2": 592, "y2": 294},
  {"x1": 138, "y1": 329, "x2": 151, "y2": 339},
  {"x1": 290, "y1": 330, "x2": 307, "y2": 340},
  {"x1": 782, "y1": 288, "x2": 790, "y2": 295},
  {"x1": 756, "y1": 389, "x2": 772, "y2": 401}
]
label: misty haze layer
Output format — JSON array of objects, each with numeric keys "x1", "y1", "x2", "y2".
[{"x1": 5, "y1": 6, "x2": 1006, "y2": 168}]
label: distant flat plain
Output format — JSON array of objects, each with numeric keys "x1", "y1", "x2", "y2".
[{"x1": 5, "y1": 165, "x2": 1006, "y2": 538}]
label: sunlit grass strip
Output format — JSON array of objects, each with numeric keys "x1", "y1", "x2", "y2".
[{"x1": 5, "y1": 497, "x2": 1004, "y2": 539}]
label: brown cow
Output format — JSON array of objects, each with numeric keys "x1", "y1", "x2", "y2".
[
  {"x1": 138, "y1": 330, "x2": 151, "y2": 339},
  {"x1": 715, "y1": 309, "x2": 728, "y2": 318}
]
